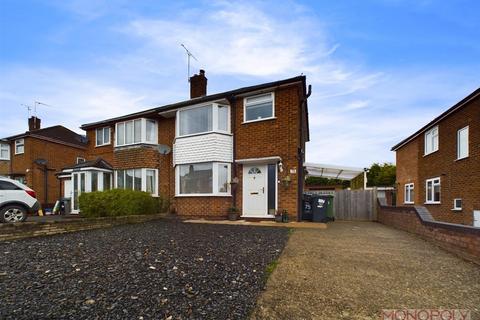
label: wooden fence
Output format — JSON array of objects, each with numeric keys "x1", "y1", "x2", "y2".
[{"x1": 333, "y1": 189, "x2": 377, "y2": 221}]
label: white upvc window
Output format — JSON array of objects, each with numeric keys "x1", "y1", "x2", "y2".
[
  {"x1": 177, "y1": 104, "x2": 230, "y2": 137},
  {"x1": 424, "y1": 126, "x2": 439, "y2": 155},
  {"x1": 115, "y1": 118, "x2": 158, "y2": 147},
  {"x1": 76, "y1": 157, "x2": 86, "y2": 164},
  {"x1": 15, "y1": 139, "x2": 24, "y2": 154},
  {"x1": 457, "y1": 126, "x2": 469, "y2": 160},
  {"x1": 114, "y1": 168, "x2": 158, "y2": 196},
  {"x1": 404, "y1": 183, "x2": 414, "y2": 204},
  {"x1": 0, "y1": 143, "x2": 10, "y2": 160},
  {"x1": 453, "y1": 198, "x2": 462, "y2": 211},
  {"x1": 425, "y1": 177, "x2": 441, "y2": 204},
  {"x1": 243, "y1": 92, "x2": 275, "y2": 123},
  {"x1": 176, "y1": 162, "x2": 231, "y2": 196},
  {"x1": 96, "y1": 127, "x2": 111, "y2": 146}
]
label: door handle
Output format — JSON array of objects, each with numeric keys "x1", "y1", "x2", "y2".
[{"x1": 262, "y1": 187, "x2": 265, "y2": 194}]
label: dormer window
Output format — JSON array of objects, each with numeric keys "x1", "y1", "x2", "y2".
[
  {"x1": 115, "y1": 118, "x2": 158, "y2": 147},
  {"x1": 244, "y1": 92, "x2": 274, "y2": 123}
]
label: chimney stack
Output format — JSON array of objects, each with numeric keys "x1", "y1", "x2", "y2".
[
  {"x1": 190, "y1": 69, "x2": 207, "y2": 99},
  {"x1": 28, "y1": 116, "x2": 41, "y2": 131}
]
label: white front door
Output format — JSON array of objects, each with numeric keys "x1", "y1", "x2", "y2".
[
  {"x1": 474, "y1": 210, "x2": 480, "y2": 227},
  {"x1": 243, "y1": 165, "x2": 267, "y2": 216}
]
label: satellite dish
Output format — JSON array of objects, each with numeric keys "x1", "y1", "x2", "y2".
[
  {"x1": 156, "y1": 144, "x2": 171, "y2": 155},
  {"x1": 34, "y1": 158, "x2": 48, "y2": 166}
]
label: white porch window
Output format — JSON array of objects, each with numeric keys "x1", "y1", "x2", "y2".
[
  {"x1": 15, "y1": 139, "x2": 24, "y2": 154},
  {"x1": 404, "y1": 183, "x2": 414, "y2": 204},
  {"x1": 244, "y1": 92, "x2": 274, "y2": 123},
  {"x1": 0, "y1": 143, "x2": 10, "y2": 160},
  {"x1": 176, "y1": 162, "x2": 231, "y2": 196},
  {"x1": 457, "y1": 126, "x2": 469, "y2": 160},
  {"x1": 424, "y1": 126, "x2": 439, "y2": 155},
  {"x1": 115, "y1": 118, "x2": 158, "y2": 147},
  {"x1": 95, "y1": 127, "x2": 111, "y2": 146},
  {"x1": 114, "y1": 168, "x2": 158, "y2": 195},
  {"x1": 177, "y1": 104, "x2": 230, "y2": 137},
  {"x1": 426, "y1": 177, "x2": 440, "y2": 204}
]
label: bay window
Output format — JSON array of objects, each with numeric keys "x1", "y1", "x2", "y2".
[
  {"x1": 177, "y1": 104, "x2": 230, "y2": 137},
  {"x1": 0, "y1": 143, "x2": 10, "y2": 160},
  {"x1": 115, "y1": 118, "x2": 158, "y2": 147},
  {"x1": 115, "y1": 168, "x2": 158, "y2": 195},
  {"x1": 177, "y1": 162, "x2": 231, "y2": 195},
  {"x1": 244, "y1": 92, "x2": 274, "y2": 122},
  {"x1": 426, "y1": 177, "x2": 440, "y2": 204}
]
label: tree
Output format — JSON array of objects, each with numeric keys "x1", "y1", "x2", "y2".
[{"x1": 367, "y1": 163, "x2": 396, "y2": 187}]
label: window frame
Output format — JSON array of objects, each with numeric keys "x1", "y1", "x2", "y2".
[
  {"x1": 456, "y1": 126, "x2": 469, "y2": 160},
  {"x1": 175, "y1": 162, "x2": 231, "y2": 197},
  {"x1": 114, "y1": 168, "x2": 158, "y2": 196},
  {"x1": 404, "y1": 183, "x2": 414, "y2": 204},
  {"x1": 95, "y1": 127, "x2": 111, "y2": 147},
  {"x1": 424, "y1": 126, "x2": 439, "y2": 156},
  {"x1": 453, "y1": 198, "x2": 462, "y2": 211},
  {"x1": 176, "y1": 103, "x2": 230, "y2": 138},
  {"x1": 115, "y1": 118, "x2": 158, "y2": 147},
  {"x1": 15, "y1": 139, "x2": 24, "y2": 155},
  {"x1": 0, "y1": 143, "x2": 10, "y2": 160},
  {"x1": 243, "y1": 92, "x2": 275, "y2": 124},
  {"x1": 425, "y1": 177, "x2": 441, "y2": 204}
]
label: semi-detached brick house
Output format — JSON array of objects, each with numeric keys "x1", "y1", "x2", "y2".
[
  {"x1": 392, "y1": 88, "x2": 480, "y2": 227},
  {"x1": 0, "y1": 117, "x2": 87, "y2": 208},
  {"x1": 59, "y1": 71, "x2": 311, "y2": 220}
]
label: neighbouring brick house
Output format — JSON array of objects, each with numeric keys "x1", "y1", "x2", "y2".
[
  {"x1": 59, "y1": 71, "x2": 310, "y2": 220},
  {"x1": 392, "y1": 88, "x2": 480, "y2": 226},
  {"x1": 0, "y1": 117, "x2": 87, "y2": 209}
]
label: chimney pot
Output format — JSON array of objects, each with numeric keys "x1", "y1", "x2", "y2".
[
  {"x1": 28, "y1": 116, "x2": 41, "y2": 131},
  {"x1": 189, "y1": 70, "x2": 207, "y2": 99}
]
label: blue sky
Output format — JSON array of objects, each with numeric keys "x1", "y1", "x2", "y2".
[{"x1": 1, "y1": 0, "x2": 479, "y2": 167}]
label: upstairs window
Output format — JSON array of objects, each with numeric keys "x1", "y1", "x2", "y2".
[
  {"x1": 457, "y1": 126, "x2": 469, "y2": 160},
  {"x1": 0, "y1": 143, "x2": 10, "y2": 160},
  {"x1": 15, "y1": 139, "x2": 24, "y2": 155},
  {"x1": 404, "y1": 183, "x2": 414, "y2": 204},
  {"x1": 177, "y1": 104, "x2": 229, "y2": 137},
  {"x1": 115, "y1": 118, "x2": 158, "y2": 147},
  {"x1": 96, "y1": 127, "x2": 111, "y2": 146},
  {"x1": 244, "y1": 93, "x2": 274, "y2": 123},
  {"x1": 424, "y1": 126, "x2": 438, "y2": 155},
  {"x1": 426, "y1": 177, "x2": 441, "y2": 204}
]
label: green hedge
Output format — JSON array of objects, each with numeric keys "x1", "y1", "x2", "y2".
[{"x1": 78, "y1": 189, "x2": 169, "y2": 218}]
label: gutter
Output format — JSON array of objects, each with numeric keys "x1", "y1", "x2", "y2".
[{"x1": 297, "y1": 82, "x2": 311, "y2": 221}]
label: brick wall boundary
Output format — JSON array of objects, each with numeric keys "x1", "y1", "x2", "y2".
[
  {"x1": 377, "y1": 203, "x2": 480, "y2": 265},
  {"x1": 0, "y1": 214, "x2": 165, "y2": 241}
]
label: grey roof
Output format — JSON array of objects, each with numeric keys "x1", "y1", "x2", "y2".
[{"x1": 62, "y1": 158, "x2": 113, "y2": 171}]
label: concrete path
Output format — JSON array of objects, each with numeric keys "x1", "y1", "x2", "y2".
[
  {"x1": 184, "y1": 219, "x2": 327, "y2": 229},
  {"x1": 251, "y1": 221, "x2": 480, "y2": 320}
]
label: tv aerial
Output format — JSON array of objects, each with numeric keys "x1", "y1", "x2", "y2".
[{"x1": 181, "y1": 44, "x2": 198, "y2": 82}]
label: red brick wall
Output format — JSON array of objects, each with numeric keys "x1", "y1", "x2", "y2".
[
  {"x1": 233, "y1": 85, "x2": 302, "y2": 220},
  {"x1": 395, "y1": 138, "x2": 419, "y2": 205},
  {"x1": 378, "y1": 205, "x2": 480, "y2": 265},
  {"x1": 395, "y1": 95, "x2": 480, "y2": 225},
  {"x1": 7, "y1": 137, "x2": 86, "y2": 207},
  {"x1": 0, "y1": 160, "x2": 9, "y2": 176}
]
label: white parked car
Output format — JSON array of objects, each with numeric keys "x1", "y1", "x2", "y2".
[{"x1": 0, "y1": 176, "x2": 40, "y2": 223}]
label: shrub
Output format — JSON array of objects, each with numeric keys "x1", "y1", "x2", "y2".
[{"x1": 79, "y1": 189, "x2": 165, "y2": 218}]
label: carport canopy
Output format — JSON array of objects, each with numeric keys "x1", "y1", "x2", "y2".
[{"x1": 304, "y1": 163, "x2": 365, "y2": 181}]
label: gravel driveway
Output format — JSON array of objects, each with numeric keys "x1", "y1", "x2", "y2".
[
  {"x1": 251, "y1": 221, "x2": 480, "y2": 320},
  {"x1": 0, "y1": 220, "x2": 288, "y2": 319}
]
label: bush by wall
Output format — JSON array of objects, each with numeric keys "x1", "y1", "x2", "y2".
[{"x1": 79, "y1": 189, "x2": 167, "y2": 218}]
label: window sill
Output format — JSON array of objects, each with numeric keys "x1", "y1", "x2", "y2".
[
  {"x1": 0, "y1": 158, "x2": 10, "y2": 161},
  {"x1": 175, "y1": 194, "x2": 232, "y2": 198},
  {"x1": 423, "y1": 149, "x2": 439, "y2": 157},
  {"x1": 14, "y1": 153, "x2": 24, "y2": 156},
  {"x1": 242, "y1": 117, "x2": 276, "y2": 125},
  {"x1": 451, "y1": 208, "x2": 462, "y2": 211},
  {"x1": 175, "y1": 131, "x2": 232, "y2": 140},
  {"x1": 114, "y1": 142, "x2": 158, "y2": 149},
  {"x1": 404, "y1": 202, "x2": 414, "y2": 205},
  {"x1": 424, "y1": 202, "x2": 441, "y2": 205},
  {"x1": 95, "y1": 143, "x2": 111, "y2": 148},
  {"x1": 455, "y1": 156, "x2": 469, "y2": 162}
]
